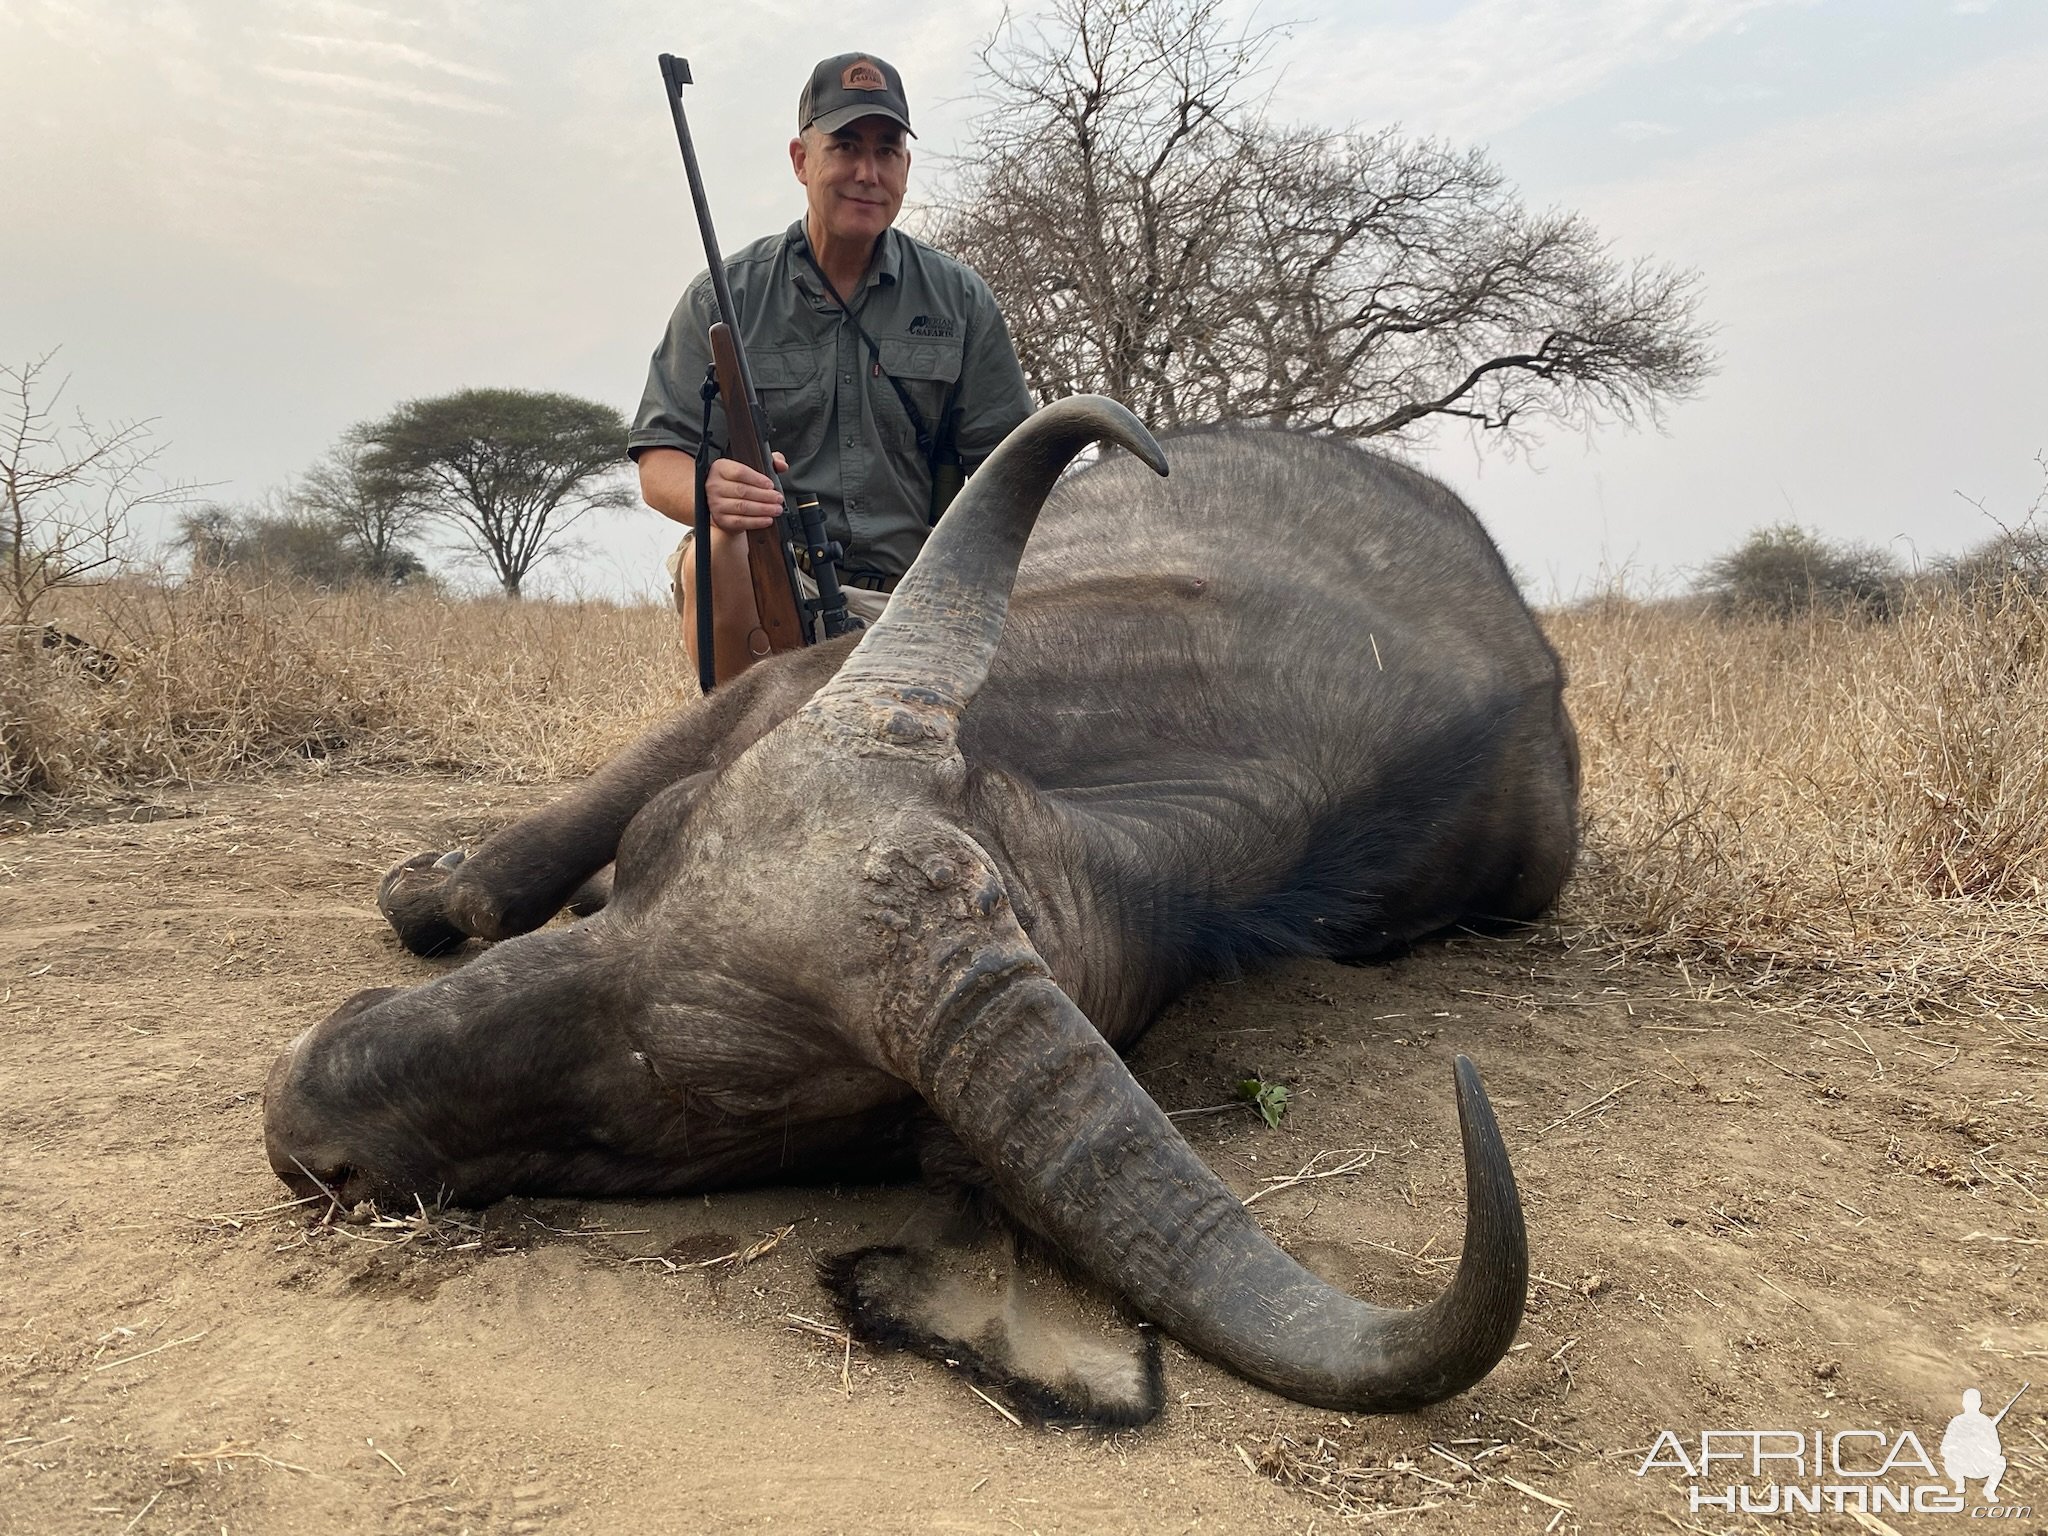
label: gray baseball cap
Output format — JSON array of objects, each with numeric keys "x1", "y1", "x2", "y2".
[{"x1": 798, "y1": 53, "x2": 915, "y2": 137}]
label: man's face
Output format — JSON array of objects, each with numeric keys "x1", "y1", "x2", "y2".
[{"x1": 790, "y1": 117, "x2": 910, "y2": 249}]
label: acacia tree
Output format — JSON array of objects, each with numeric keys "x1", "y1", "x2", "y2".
[
  {"x1": 294, "y1": 424, "x2": 433, "y2": 584},
  {"x1": 365, "y1": 389, "x2": 632, "y2": 597},
  {"x1": 2, "y1": 351, "x2": 185, "y2": 627},
  {"x1": 923, "y1": 0, "x2": 1713, "y2": 442}
]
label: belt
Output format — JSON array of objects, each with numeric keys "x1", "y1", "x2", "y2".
[{"x1": 794, "y1": 544, "x2": 897, "y2": 593}]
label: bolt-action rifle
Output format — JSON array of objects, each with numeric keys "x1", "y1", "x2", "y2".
[
  {"x1": 1991, "y1": 1382, "x2": 2030, "y2": 1424},
  {"x1": 658, "y1": 54, "x2": 856, "y2": 693}
]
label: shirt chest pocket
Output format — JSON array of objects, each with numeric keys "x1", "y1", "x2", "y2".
[
  {"x1": 876, "y1": 336, "x2": 964, "y2": 456},
  {"x1": 747, "y1": 347, "x2": 829, "y2": 463}
]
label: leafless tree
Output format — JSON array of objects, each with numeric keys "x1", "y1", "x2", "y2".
[
  {"x1": 922, "y1": 0, "x2": 1713, "y2": 444},
  {"x1": 1, "y1": 351, "x2": 187, "y2": 629},
  {"x1": 293, "y1": 424, "x2": 434, "y2": 584}
]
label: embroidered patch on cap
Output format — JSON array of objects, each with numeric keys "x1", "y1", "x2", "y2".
[{"x1": 841, "y1": 60, "x2": 887, "y2": 92}]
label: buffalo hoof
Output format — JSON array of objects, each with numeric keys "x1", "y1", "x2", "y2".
[{"x1": 377, "y1": 850, "x2": 468, "y2": 957}]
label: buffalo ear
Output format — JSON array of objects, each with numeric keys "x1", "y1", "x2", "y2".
[{"x1": 820, "y1": 1242, "x2": 1164, "y2": 1428}]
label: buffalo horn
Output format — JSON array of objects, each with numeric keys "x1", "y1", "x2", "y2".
[
  {"x1": 904, "y1": 958, "x2": 1528, "y2": 1410},
  {"x1": 801, "y1": 396, "x2": 1167, "y2": 749}
]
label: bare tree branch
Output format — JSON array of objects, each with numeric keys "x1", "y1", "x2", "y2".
[
  {"x1": 919, "y1": 0, "x2": 1714, "y2": 448},
  {"x1": 1, "y1": 350, "x2": 192, "y2": 629}
]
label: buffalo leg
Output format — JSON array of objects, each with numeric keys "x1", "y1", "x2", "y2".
[
  {"x1": 379, "y1": 641, "x2": 852, "y2": 954},
  {"x1": 563, "y1": 865, "x2": 614, "y2": 916}
]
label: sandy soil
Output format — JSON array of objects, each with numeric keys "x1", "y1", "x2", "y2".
[{"x1": 3, "y1": 774, "x2": 2043, "y2": 1535}]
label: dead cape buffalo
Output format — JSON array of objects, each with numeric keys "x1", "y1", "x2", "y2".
[{"x1": 264, "y1": 396, "x2": 1580, "y2": 1425}]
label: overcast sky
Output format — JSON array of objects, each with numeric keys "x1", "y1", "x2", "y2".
[{"x1": 4, "y1": 0, "x2": 2042, "y2": 600}]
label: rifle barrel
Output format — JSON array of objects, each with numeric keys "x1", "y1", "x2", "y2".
[{"x1": 658, "y1": 55, "x2": 756, "y2": 405}]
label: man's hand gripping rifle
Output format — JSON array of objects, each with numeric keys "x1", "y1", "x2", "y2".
[{"x1": 659, "y1": 54, "x2": 857, "y2": 694}]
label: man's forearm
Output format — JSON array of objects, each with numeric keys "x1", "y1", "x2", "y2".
[{"x1": 638, "y1": 446, "x2": 697, "y2": 526}]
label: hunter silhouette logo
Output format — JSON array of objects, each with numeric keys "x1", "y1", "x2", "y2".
[
  {"x1": 1636, "y1": 1380, "x2": 2032, "y2": 1517},
  {"x1": 1941, "y1": 1384, "x2": 2026, "y2": 1501},
  {"x1": 841, "y1": 60, "x2": 887, "y2": 92}
]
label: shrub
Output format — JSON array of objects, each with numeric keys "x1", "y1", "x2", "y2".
[
  {"x1": 177, "y1": 503, "x2": 432, "y2": 591},
  {"x1": 1697, "y1": 522, "x2": 1902, "y2": 619},
  {"x1": 1933, "y1": 524, "x2": 2048, "y2": 598}
]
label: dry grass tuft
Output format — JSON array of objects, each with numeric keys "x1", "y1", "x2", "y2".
[
  {"x1": 1552, "y1": 579, "x2": 2048, "y2": 1024},
  {"x1": 1, "y1": 572, "x2": 690, "y2": 805}
]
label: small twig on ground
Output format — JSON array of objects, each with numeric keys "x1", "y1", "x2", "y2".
[
  {"x1": 0, "y1": 1435, "x2": 73, "y2": 1464},
  {"x1": 1358, "y1": 1503, "x2": 1445, "y2": 1525},
  {"x1": 1758, "y1": 1273, "x2": 1813, "y2": 1314},
  {"x1": 120, "y1": 1490, "x2": 162, "y2": 1534},
  {"x1": 288, "y1": 1156, "x2": 343, "y2": 1223},
  {"x1": 1352, "y1": 1235, "x2": 1455, "y2": 1270},
  {"x1": 184, "y1": 1194, "x2": 322, "y2": 1229},
  {"x1": 1660, "y1": 1048, "x2": 1704, "y2": 1089},
  {"x1": 786, "y1": 1313, "x2": 850, "y2": 1344},
  {"x1": 522, "y1": 1217, "x2": 652, "y2": 1239},
  {"x1": 1529, "y1": 1081, "x2": 1639, "y2": 1137},
  {"x1": 1500, "y1": 1474, "x2": 1572, "y2": 1512},
  {"x1": 1840, "y1": 1022, "x2": 1885, "y2": 1079},
  {"x1": 171, "y1": 1440, "x2": 316, "y2": 1475},
  {"x1": 1504, "y1": 1414, "x2": 1589, "y2": 1454},
  {"x1": 93, "y1": 1330, "x2": 208, "y2": 1372},
  {"x1": 629, "y1": 1224, "x2": 796, "y2": 1274},
  {"x1": 1243, "y1": 1148, "x2": 1388, "y2": 1207},
  {"x1": 964, "y1": 1381, "x2": 1022, "y2": 1428}
]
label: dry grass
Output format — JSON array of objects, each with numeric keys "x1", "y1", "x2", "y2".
[
  {"x1": 1552, "y1": 580, "x2": 2048, "y2": 1024},
  {"x1": 1, "y1": 572, "x2": 691, "y2": 806},
  {"x1": 8, "y1": 568, "x2": 2044, "y2": 1031}
]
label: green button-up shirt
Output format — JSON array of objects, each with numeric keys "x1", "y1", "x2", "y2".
[{"x1": 629, "y1": 220, "x2": 1034, "y2": 582}]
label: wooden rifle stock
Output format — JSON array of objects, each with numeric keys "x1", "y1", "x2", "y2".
[{"x1": 709, "y1": 322, "x2": 807, "y2": 664}]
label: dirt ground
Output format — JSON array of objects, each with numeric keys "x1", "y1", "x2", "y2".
[{"x1": 3, "y1": 774, "x2": 2043, "y2": 1535}]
